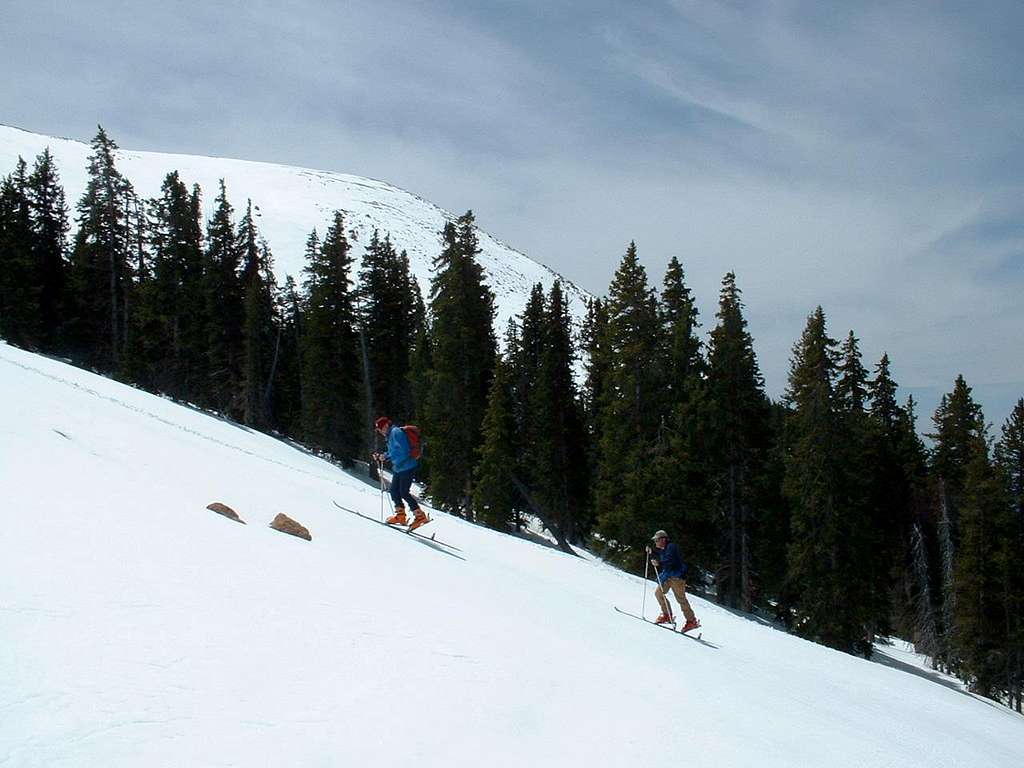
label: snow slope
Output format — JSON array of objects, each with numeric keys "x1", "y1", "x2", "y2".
[
  {"x1": 1, "y1": 341, "x2": 1022, "y2": 768},
  {"x1": 0, "y1": 124, "x2": 591, "y2": 339}
]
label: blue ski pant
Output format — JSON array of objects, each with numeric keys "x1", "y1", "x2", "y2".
[{"x1": 390, "y1": 467, "x2": 420, "y2": 512}]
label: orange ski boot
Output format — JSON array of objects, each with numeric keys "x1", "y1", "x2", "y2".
[
  {"x1": 654, "y1": 613, "x2": 673, "y2": 625},
  {"x1": 386, "y1": 507, "x2": 408, "y2": 526},
  {"x1": 408, "y1": 508, "x2": 430, "y2": 531},
  {"x1": 681, "y1": 618, "x2": 701, "y2": 634}
]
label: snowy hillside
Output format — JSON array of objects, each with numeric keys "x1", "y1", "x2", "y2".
[
  {"x1": 0, "y1": 124, "x2": 591, "y2": 337},
  {"x1": 2, "y1": 341, "x2": 1021, "y2": 767}
]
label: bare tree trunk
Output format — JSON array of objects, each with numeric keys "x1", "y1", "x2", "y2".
[
  {"x1": 509, "y1": 472, "x2": 578, "y2": 557},
  {"x1": 262, "y1": 321, "x2": 283, "y2": 422},
  {"x1": 728, "y1": 459, "x2": 738, "y2": 608},
  {"x1": 911, "y1": 522, "x2": 940, "y2": 662},
  {"x1": 938, "y1": 481, "x2": 957, "y2": 670},
  {"x1": 741, "y1": 502, "x2": 752, "y2": 612},
  {"x1": 109, "y1": 245, "x2": 118, "y2": 364},
  {"x1": 358, "y1": 318, "x2": 375, "y2": 469}
]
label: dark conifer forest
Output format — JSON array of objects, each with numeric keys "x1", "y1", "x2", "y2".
[{"x1": 1, "y1": 129, "x2": 1021, "y2": 710}]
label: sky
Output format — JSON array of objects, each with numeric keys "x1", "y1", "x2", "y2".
[{"x1": 2, "y1": 0, "x2": 1022, "y2": 429}]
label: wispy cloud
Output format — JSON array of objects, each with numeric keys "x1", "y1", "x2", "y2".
[{"x1": 1, "y1": 0, "x2": 1022, "y2": 426}]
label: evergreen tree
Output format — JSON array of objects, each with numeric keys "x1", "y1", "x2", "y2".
[
  {"x1": 927, "y1": 375, "x2": 988, "y2": 669},
  {"x1": 994, "y1": 400, "x2": 1024, "y2": 710},
  {"x1": 929, "y1": 375, "x2": 987, "y2": 541},
  {"x1": 472, "y1": 356, "x2": 518, "y2": 530},
  {"x1": 650, "y1": 259, "x2": 710, "y2": 584},
  {"x1": 407, "y1": 277, "x2": 431, "y2": 421},
  {"x1": 238, "y1": 203, "x2": 278, "y2": 428},
  {"x1": 205, "y1": 180, "x2": 244, "y2": 415},
  {"x1": 581, "y1": 296, "x2": 610, "y2": 474},
  {"x1": 269, "y1": 275, "x2": 304, "y2": 436},
  {"x1": 421, "y1": 211, "x2": 496, "y2": 514},
  {"x1": 660, "y1": 256, "x2": 704, "y2": 393},
  {"x1": 784, "y1": 307, "x2": 874, "y2": 653},
  {"x1": 26, "y1": 148, "x2": 69, "y2": 351},
  {"x1": 835, "y1": 331, "x2": 868, "y2": 413},
  {"x1": 836, "y1": 332, "x2": 893, "y2": 639},
  {"x1": 581, "y1": 296, "x2": 610, "y2": 438},
  {"x1": 508, "y1": 283, "x2": 546, "y2": 485},
  {"x1": 0, "y1": 158, "x2": 37, "y2": 347},
  {"x1": 301, "y1": 211, "x2": 361, "y2": 461},
  {"x1": 950, "y1": 431, "x2": 1005, "y2": 695},
  {"x1": 145, "y1": 173, "x2": 208, "y2": 400},
  {"x1": 866, "y1": 353, "x2": 922, "y2": 642},
  {"x1": 525, "y1": 281, "x2": 590, "y2": 543},
  {"x1": 118, "y1": 191, "x2": 153, "y2": 387},
  {"x1": 867, "y1": 353, "x2": 899, "y2": 431},
  {"x1": 405, "y1": 277, "x2": 432, "y2": 488},
  {"x1": 702, "y1": 272, "x2": 773, "y2": 611},
  {"x1": 358, "y1": 230, "x2": 417, "y2": 423},
  {"x1": 402, "y1": 253, "x2": 425, "y2": 410},
  {"x1": 593, "y1": 242, "x2": 662, "y2": 566},
  {"x1": 68, "y1": 127, "x2": 137, "y2": 369},
  {"x1": 757, "y1": 401, "x2": 791, "y2": 613}
]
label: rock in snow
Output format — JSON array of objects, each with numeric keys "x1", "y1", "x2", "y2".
[
  {"x1": 206, "y1": 502, "x2": 245, "y2": 524},
  {"x1": 269, "y1": 513, "x2": 312, "y2": 541}
]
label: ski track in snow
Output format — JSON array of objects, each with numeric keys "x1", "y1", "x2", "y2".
[
  {"x1": 0, "y1": 352, "x2": 340, "y2": 485},
  {"x1": 2, "y1": 341, "x2": 1023, "y2": 767}
]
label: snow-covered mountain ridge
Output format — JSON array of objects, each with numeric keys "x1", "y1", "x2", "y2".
[
  {"x1": 2, "y1": 340, "x2": 1021, "y2": 767},
  {"x1": 0, "y1": 123, "x2": 591, "y2": 336}
]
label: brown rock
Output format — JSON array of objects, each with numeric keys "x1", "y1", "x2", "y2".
[
  {"x1": 269, "y1": 513, "x2": 312, "y2": 541},
  {"x1": 207, "y1": 502, "x2": 245, "y2": 524}
]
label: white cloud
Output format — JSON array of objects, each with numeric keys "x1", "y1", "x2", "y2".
[{"x1": 2, "y1": 0, "x2": 1021, "y2": 425}]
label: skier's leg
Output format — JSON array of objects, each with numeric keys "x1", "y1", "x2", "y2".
[
  {"x1": 654, "y1": 583, "x2": 672, "y2": 618},
  {"x1": 385, "y1": 471, "x2": 408, "y2": 524},
  {"x1": 669, "y1": 578, "x2": 696, "y2": 624},
  {"x1": 389, "y1": 475, "x2": 404, "y2": 511},
  {"x1": 397, "y1": 470, "x2": 420, "y2": 510}
]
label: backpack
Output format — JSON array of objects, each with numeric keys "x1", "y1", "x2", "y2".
[{"x1": 402, "y1": 425, "x2": 423, "y2": 460}]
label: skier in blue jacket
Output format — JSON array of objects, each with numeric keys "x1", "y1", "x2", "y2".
[
  {"x1": 648, "y1": 529, "x2": 700, "y2": 633},
  {"x1": 372, "y1": 416, "x2": 428, "y2": 530}
]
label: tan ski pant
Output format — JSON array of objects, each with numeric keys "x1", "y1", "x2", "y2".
[{"x1": 655, "y1": 577, "x2": 696, "y2": 623}]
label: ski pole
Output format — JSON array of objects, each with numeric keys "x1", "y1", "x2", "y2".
[
  {"x1": 378, "y1": 458, "x2": 386, "y2": 522},
  {"x1": 651, "y1": 560, "x2": 674, "y2": 624},
  {"x1": 642, "y1": 547, "x2": 651, "y2": 619},
  {"x1": 379, "y1": 459, "x2": 400, "y2": 519}
]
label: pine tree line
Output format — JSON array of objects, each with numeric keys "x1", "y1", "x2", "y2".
[
  {"x1": 0, "y1": 129, "x2": 417, "y2": 468},
  {"x1": 2, "y1": 131, "x2": 1022, "y2": 709},
  {"x1": 571, "y1": 242, "x2": 1022, "y2": 710}
]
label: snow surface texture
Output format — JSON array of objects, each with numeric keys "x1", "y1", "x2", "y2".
[
  {"x1": 2, "y1": 342, "x2": 1022, "y2": 767},
  {"x1": 0, "y1": 124, "x2": 591, "y2": 344}
]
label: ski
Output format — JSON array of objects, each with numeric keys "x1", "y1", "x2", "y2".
[
  {"x1": 332, "y1": 500, "x2": 463, "y2": 552},
  {"x1": 614, "y1": 606, "x2": 718, "y2": 648}
]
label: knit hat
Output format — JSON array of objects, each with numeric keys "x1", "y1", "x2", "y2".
[
  {"x1": 375, "y1": 416, "x2": 391, "y2": 431},
  {"x1": 652, "y1": 530, "x2": 668, "y2": 541}
]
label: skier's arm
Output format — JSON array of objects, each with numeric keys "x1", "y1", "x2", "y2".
[{"x1": 386, "y1": 428, "x2": 410, "y2": 466}]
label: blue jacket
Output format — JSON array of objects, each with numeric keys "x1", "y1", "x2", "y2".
[
  {"x1": 654, "y1": 542, "x2": 687, "y2": 584},
  {"x1": 385, "y1": 424, "x2": 417, "y2": 474}
]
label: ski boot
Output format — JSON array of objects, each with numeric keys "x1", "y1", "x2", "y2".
[
  {"x1": 654, "y1": 613, "x2": 673, "y2": 625},
  {"x1": 408, "y1": 508, "x2": 430, "y2": 531},
  {"x1": 681, "y1": 618, "x2": 701, "y2": 634},
  {"x1": 386, "y1": 507, "x2": 408, "y2": 526}
]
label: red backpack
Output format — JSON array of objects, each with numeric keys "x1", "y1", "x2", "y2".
[{"x1": 402, "y1": 425, "x2": 423, "y2": 460}]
